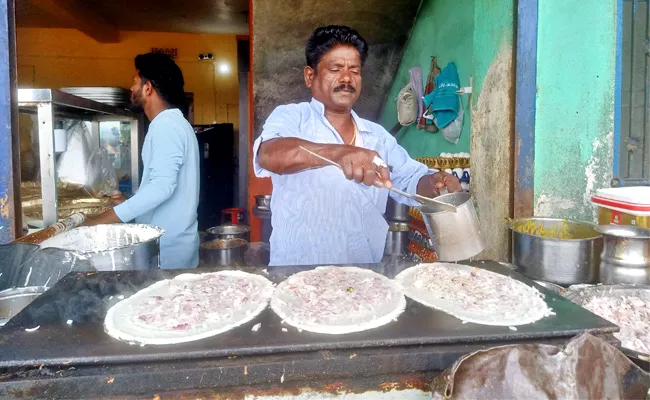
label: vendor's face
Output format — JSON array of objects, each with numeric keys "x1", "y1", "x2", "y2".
[{"x1": 305, "y1": 45, "x2": 362, "y2": 113}]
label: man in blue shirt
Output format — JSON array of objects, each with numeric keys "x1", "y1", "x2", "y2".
[
  {"x1": 85, "y1": 53, "x2": 200, "y2": 269},
  {"x1": 254, "y1": 25, "x2": 461, "y2": 266}
]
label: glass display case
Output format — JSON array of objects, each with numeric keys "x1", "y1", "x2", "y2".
[{"x1": 17, "y1": 89, "x2": 142, "y2": 227}]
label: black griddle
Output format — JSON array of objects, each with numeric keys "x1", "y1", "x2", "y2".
[{"x1": 0, "y1": 261, "x2": 617, "y2": 368}]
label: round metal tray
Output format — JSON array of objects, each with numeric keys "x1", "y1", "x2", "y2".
[{"x1": 563, "y1": 284, "x2": 650, "y2": 363}]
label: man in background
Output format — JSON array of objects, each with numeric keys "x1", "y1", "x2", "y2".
[{"x1": 85, "y1": 53, "x2": 200, "y2": 269}]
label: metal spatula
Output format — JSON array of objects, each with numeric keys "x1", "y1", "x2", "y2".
[{"x1": 299, "y1": 146, "x2": 457, "y2": 213}]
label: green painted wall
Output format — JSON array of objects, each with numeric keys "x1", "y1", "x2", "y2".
[
  {"x1": 378, "y1": 0, "x2": 474, "y2": 158},
  {"x1": 534, "y1": 1, "x2": 617, "y2": 221}
]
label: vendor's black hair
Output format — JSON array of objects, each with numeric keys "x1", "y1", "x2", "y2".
[
  {"x1": 305, "y1": 25, "x2": 369, "y2": 70},
  {"x1": 135, "y1": 53, "x2": 187, "y2": 114}
]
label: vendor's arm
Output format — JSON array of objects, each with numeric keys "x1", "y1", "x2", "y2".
[
  {"x1": 86, "y1": 128, "x2": 185, "y2": 226},
  {"x1": 383, "y1": 130, "x2": 461, "y2": 201},
  {"x1": 255, "y1": 105, "x2": 390, "y2": 187},
  {"x1": 83, "y1": 208, "x2": 121, "y2": 226}
]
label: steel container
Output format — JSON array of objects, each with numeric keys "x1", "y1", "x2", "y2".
[
  {"x1": 207, "y1": 224, "x2": 251, "y2": 242},
  {"x1": 597, "y1": 225, "x2": 650, "y2": 285},
  {"x1": 253, "y1": 206, "x2": 272, "y2": 244},
  {"x1": 39, "y1": 224, "x2": 163, "y2": 271},
  {"x1": 0, "y1": 286, "x2": 47, "y2": 327},
  {"x1": 384, "y1": 222, "x2": 409, "y2": 256},
  {"x1": 419, "y1": 192, "x2": 485, "y2": 262},
  {"x1": 511, "y1": 218, "x2": 602, "y2": 286},
  {"x1": 385, "y1": 197, "x2": 410, "y2": 222},
  {"x1": 255, "y1": 195, "x2": 272, "y2": 211},
  {"x1": 200, "y1": 238, "x2": 248, "y2": 266}
]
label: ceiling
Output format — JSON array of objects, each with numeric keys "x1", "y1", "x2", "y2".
[{"x1": 16, "y1": 0, "x2": 249, "y2": 37}]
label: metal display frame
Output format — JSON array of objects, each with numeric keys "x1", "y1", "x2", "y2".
[{"x1": 17, "y1": 89, "x2": 141, "y2": 226}]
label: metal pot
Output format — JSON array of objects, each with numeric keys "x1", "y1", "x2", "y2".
[
  {"x1": 200, "y1": 238, "x2": 248, "y2": 266},
  {"x1": 0, "y1": 286, "x2": 47, "y2": 327},
  {"x1": 597, "y1": 225, "x2": 650, "y2": 285},
  {"x1": 385, "y1": 197, "x2": 410, "y2": 222},
  {"x1": 385, "y1": 222, "x2": 409, "y2": 256},
  {"x1": 206, "y1": 224, "x2": 251, "y2": 242},
  {"x1": 511, "y1": 218, "x2": 602, "y2": 286},
  {"x1": 39, "y1": 224, "x2": 163, "y2": 271},
  {"x1": 419, "y1": 192, "x2": 485, "y2": 262},
  {"x1": 255, "y1": 195, "x2": 272, "y2": 211}
]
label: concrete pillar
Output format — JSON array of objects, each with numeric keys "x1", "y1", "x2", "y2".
[{"x1": 470, "y1": 0, "x2": 516, "y2": 261}]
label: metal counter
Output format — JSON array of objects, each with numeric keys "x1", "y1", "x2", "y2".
[{"x1": 0, "y1": 261, "x2": 617, "y2": 399}]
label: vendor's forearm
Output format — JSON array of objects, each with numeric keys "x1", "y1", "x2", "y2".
[
  {"x1": 257, "y1": 138, "x2": 343, "y2": 175},
  {"x1": 83, "y1": 209, "x2": 122, "y2": 226}
]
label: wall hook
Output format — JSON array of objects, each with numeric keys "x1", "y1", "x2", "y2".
[{"x1": 456, "y1": 76, "x2": 474, "y2": 95}]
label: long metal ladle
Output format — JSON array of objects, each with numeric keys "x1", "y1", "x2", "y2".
[{"x1": 299, "y1": 146, "x2": 457, "y2": 213}]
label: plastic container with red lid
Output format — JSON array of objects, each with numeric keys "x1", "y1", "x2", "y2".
[{"x1": 591, "y1": 187, "x2": 650, "y2": 227}]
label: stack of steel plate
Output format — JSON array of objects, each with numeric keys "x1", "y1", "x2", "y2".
[{"x1": 60, "y1": 87, "x2": 131, "y2": 108}]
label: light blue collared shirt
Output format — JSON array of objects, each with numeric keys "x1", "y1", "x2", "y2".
[
  {"x1": 254, "y1": 98, "x2": 432, "y2": 266},
  {"x1": 114, "y1": 108, "x2": 200, "y2": 269}
]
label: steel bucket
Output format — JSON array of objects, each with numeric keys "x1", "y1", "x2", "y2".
[
  {"x1": 419, "y1": 192, "x2": 485, "y2": 261},
  {"x1": 39, "y1": 224, "x2": 164, "y2": 271},
  {"x1": 511, "y1": 218, "x2": 602, "y2": 286},
  {"x1": 597, "y1": 225, "x2": 650, "y2": 285}
]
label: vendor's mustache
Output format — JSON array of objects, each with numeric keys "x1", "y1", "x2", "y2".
[{"x1": 334, "y1": 84, "x2": 356, "y2": 93}]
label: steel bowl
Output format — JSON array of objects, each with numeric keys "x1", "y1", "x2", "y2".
[
  {"x1": 597, "y1": 225, "x2": 650, "y2": 285},
  {"x1": 511, "y1": 217, "x2": 602, "y2": 286},
  {"x1": 206, "y1": 224, "x2": 251, "y2": 241},
  {"x1": 255, "y1": 195, "x2": 272, "y2": 211},
  {"x1": 200, "y1": 238, "x2": 248, "y2": 266},
  {"x1": 0, "y1": 286, "x2": 47, "y2": 327}
]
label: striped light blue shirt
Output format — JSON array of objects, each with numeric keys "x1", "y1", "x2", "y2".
[{"x1": 254, "y1": 98, "x2": 432, "y2": 266}]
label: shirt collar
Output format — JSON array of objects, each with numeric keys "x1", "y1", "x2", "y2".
[{"x1": 310, "y1": 98, "x2": 371, "y2": 133}]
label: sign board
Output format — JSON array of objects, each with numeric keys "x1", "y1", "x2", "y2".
[{"x1": 151, "y1": 48, "x2": 178, "y2": 59}]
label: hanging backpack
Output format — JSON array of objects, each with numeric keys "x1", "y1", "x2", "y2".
[{"x1": 396, "y1": 82, "x2": 418, "y2": 126}]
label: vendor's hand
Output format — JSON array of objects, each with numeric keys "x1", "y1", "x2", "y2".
[
  {"x1": 82, "y1": 209, "x2": 122, "y2": 227},
  {"x1": 331, "y1": 145, "x2": 392, "y2": 188},
  {"x1": 417, "y1": 172, "x2": 463, "y2": 197},
  {"x1": 107, "y1": 192, "x2": 126, "y2": 206}
]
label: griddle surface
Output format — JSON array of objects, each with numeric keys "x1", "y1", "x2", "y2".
[{"x1": 0, "y1": 262, "x2": 617, "y2": 368}]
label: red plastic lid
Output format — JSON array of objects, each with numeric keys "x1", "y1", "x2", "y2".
[{"x1": 592, "y1": 195, "x2": 650, "y2": 212}]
